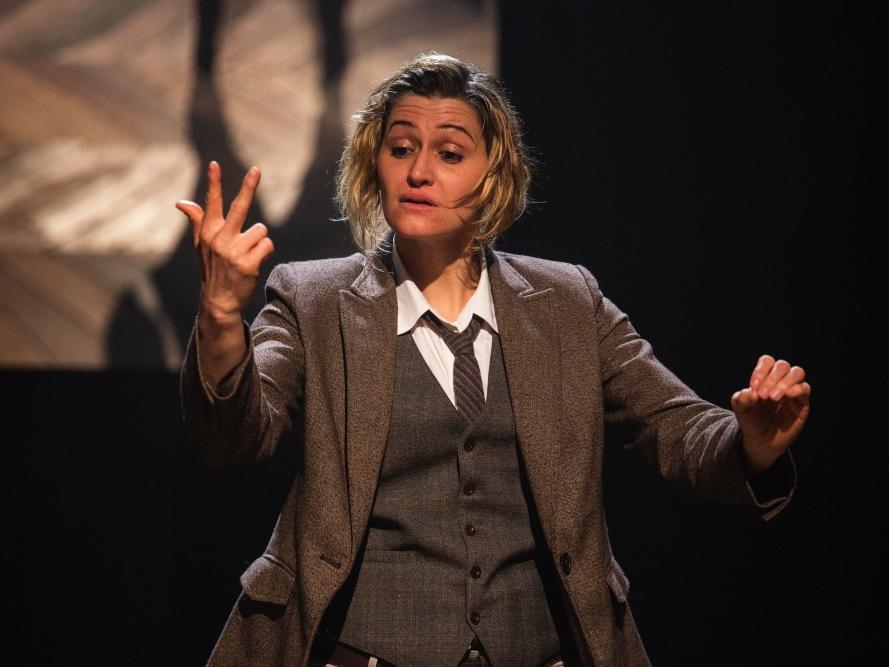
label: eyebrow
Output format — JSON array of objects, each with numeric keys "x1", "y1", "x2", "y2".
[{"x1": 386, "y1": 119, "x2": 476, "y2": 143}]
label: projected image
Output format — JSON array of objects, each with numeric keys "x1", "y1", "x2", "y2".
[{"x1": 0, "y1": 0, "x2": 497, "y2": 369}]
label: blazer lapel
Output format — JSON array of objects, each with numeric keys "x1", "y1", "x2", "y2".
[
  {"x1": 488, "y1": 250, "x2": 564, "y2": 536},
  {"x1": 339, "y1": 249, "x2": 398, "y2": 556}
]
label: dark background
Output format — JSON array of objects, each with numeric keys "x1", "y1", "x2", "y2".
[{"x1": 4, "y1": 0, "x2": 885, "y2": 663}]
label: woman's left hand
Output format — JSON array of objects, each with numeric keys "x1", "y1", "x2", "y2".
[{"x1": 730, "y1": 355, "x2": 812, "y2": 475}]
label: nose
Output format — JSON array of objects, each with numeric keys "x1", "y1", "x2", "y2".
[{"x1": 407, "y1": 147, "x2": 434, "y2": 187}]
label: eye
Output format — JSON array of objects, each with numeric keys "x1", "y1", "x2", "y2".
[
  {"x1": 390, "y1": 146, "x2": 411, "y2": 158},
  {"x1": 440, "y1": 150, "x2": 462, "y2": 164}
]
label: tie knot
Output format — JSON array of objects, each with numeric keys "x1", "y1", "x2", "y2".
[{"x1": 423, "y1": 311, "x2": 482, "y2": 357}]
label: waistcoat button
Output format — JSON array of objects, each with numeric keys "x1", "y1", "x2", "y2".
[
  {"x1": 465, "y1": 524, "x2": 477, "y2": 536},
  {"x1": 470, "y1": 565, "x2": 481, "y2": 578},
  {"x1": 464, "y1": 438, "x2": 476, "y2": 451},
  {"x1": 560, "y1": 552, "x2": 572, "y2": 575},
  {"x1": 470, "y1": 611, "x2": 481, "y2": 625},
  {"x1": 463, "y1": 482, "x2": 476, "y2": 496}
]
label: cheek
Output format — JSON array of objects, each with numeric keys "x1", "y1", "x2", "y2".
[
  {"x1": 376, "y1": 161, "x2": 398, "y2": 198},
  {"x1": 449, "y1": 172, "x2": 485, "y2": 209},
  {"x1": 374, "y1": 163, "x2": 384, "y2": 193}
]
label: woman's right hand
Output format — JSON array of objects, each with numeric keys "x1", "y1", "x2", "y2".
[
  {"x1": 177, "y1": 161, "x2": 274, "y2": 325},
  {"x1": 176, "y1": 161, "x2": 274, "y2": 386}
]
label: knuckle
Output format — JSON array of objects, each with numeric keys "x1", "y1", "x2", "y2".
[{"x1": 233, "y1": 255, "x2": 252, "y2": 273}]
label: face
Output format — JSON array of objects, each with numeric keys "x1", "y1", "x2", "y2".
[{"x1": 376, "y1": 95, "x2": 489, "y2": 246}]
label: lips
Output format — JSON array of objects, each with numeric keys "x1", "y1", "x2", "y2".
[{"x1": 399, "y1": 194, "x2": 436, "y2": 206}]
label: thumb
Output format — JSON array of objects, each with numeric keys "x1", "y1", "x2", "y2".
[
  {"x1": 731, "y1": 387, "x2": 760, "y2": 416},
  {"x1": 176, "y1": 200, "x2": 204, "y2": 247}
]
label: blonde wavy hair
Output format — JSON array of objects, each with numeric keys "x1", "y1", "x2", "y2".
[{"x1": 335, "y1": 53, "x2": 534, "y2": 253}]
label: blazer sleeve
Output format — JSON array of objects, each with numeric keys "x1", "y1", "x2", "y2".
[
  {"x1": 180, "y1": 264, "x2": 306, "y2": 468},
  {"x1": 577, "y1": 265, "x2": 797, "y2": 521}
]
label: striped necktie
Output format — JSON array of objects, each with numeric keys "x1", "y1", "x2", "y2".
[{"x1": 422, "y1": 311, "x2": 485, "y2": 422}]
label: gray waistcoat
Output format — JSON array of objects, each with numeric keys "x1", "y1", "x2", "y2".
[{"x1": 318, "y1": 333, "x2": 578, "y2": 666}]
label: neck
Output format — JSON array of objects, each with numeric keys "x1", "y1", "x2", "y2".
[{"x1": 395, "y1": 233, "x2": 481, "y2": 322}]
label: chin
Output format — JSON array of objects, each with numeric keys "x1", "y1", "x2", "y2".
[
  {"x1": 392, "y1": 228, "x2": 471, "y2": 248},
  {"x1": 386, "y1": 217, "x2": 464, "y2": 242}
]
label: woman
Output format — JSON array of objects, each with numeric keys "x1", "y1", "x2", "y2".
[{"x1": 177, "y1": 54, "x2": 809, "y2": 667}]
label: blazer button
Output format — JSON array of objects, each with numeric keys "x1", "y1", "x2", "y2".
[
  {"x1": 464, "y1": 438, "x2": 476, "y2": 452},
  {"x1": 465, "y1": 524, "x2": 477, "y2": 537},
  {"x1": 470, "y1": 611, "x2": 481, "y2": 625},
  {"x1": 463, "y1": 482, "x2": 476, "y2": 496},
  {"x1": 470, "y1": 565, "x2": 481, "y2": 579},
  {"x1": 559, "y1": 552, "x2": 572, "y2": 575}
]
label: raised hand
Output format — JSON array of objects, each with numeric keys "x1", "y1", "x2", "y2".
[
  {"x1": 176, "y1": 161, "x2": 274, "y2": 323},
  {"x1": 731, "y1": 354, "x2": 812, "y2": 475},
  {"x1": 176, "y1": 161, "x2": 274, "y2": 386}
]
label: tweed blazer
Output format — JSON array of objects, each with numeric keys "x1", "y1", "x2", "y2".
[{"x1": 180, "y1": 244, "x2": 796, "y2": 667}]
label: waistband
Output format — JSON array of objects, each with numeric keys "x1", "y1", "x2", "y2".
[{"x1": 308, "y1": 636, "x2": 563, "y2": 667}]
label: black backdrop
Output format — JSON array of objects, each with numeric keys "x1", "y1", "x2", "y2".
[{"x1": 4, "y1": 1, "x2": 884, "y2": 663}]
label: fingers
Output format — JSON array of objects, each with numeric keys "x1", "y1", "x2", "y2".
[
  {"x1": 223, "y1": 166, "x2": 261, "y2": 235},
  {"x1": 228, "y1": 237, "x2": 274, "y2": 279},
  {"x1": 749, "y1": 354, "x2": 775, "y2": 390},
  {"x1": 205, "y1": 160, "x2": 224, "y2": 222},
  {"x1": 749, "y1": 354, "x2": 807, "y2": 401},
  {"x1": 245, "y1": 236, "x2": 275, "y2": 269},
  {"x1": 237, "y1": 221, "x2": 268, "y2": 249},
  {"x1": 181, "y1": 163, "x2": 269, "y2": 270},
  {"x1": 191, "y1": 161, "x2": 261, "y2": 246},
  {"x1": 786, "y1": 381, "x2": 812, "y2": 402},
  {"x1": 760, "y1": 363, "x2": 805, "y2": 401},
  {"x1": 786, "y1": 382, "x2": 812, "y2": 419},
  {"x1": 223, "y1": 223, "x2": 274, "y2": 277}
]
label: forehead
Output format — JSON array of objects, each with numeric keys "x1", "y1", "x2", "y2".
[{"x1": 385, "y1": 95, "x2": 481, "y2": 134}]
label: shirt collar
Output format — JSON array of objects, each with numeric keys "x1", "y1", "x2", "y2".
[{"x1": 392, "y1": 237, "x2": 498, "y2": 335}]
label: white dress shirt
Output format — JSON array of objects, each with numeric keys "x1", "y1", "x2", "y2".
[{"x1": 392, "y1": 238, "x2": 499, "y2": 406}]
